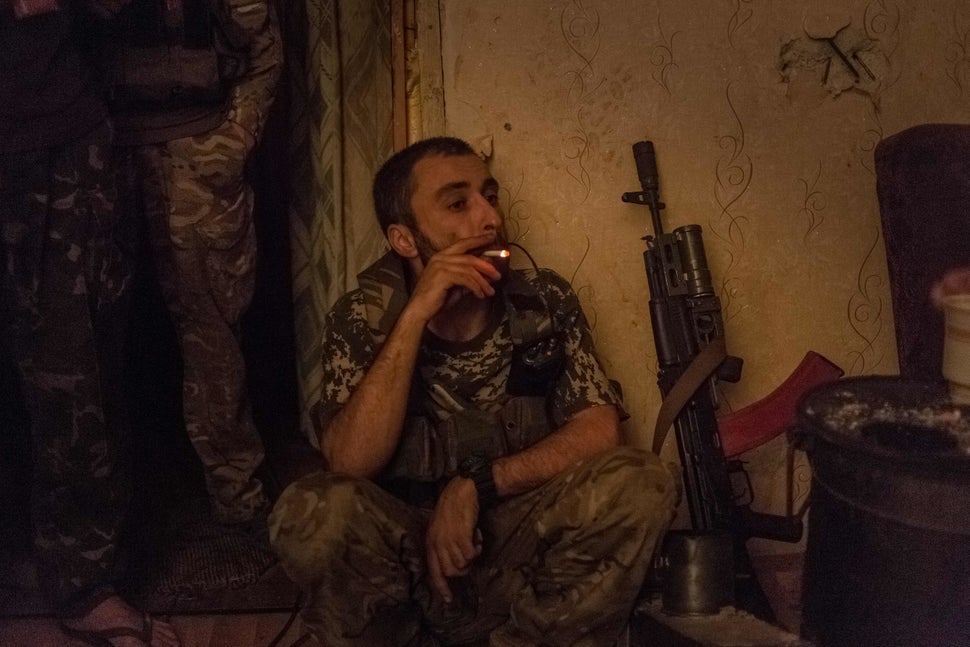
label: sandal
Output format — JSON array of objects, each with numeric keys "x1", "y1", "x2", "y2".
[{"x1": 60, "y1": 612, "x2": 154, "y2": 647}]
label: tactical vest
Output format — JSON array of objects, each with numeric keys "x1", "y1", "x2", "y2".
[
  {"x1": 103, "y1": 0, "x2": 250, "y2": 143},
  {"x1": 355, "y1": 253, "x2": 568, "y2": 504}
]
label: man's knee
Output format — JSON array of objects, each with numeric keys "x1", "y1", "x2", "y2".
[
  {"x1": 268, "y1": 472, "x2": 366, "y2": 577},
  {"x1": 588, "y1": 446, "x2": 676, "y2": 512},
  {"x1": 517, "y1": 447, "x2": 677, "y2": 551}
]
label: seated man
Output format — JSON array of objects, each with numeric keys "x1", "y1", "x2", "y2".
[{"x1": 269, "y1": 137, "x2": 677, "y2": 646}]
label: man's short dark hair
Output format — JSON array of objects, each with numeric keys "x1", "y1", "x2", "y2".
[{"x1": 372, "y1": 137, "x2": 476, "y2": 234}]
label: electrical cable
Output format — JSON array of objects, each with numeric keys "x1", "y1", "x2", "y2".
[
  {"x1": 264, "y1": 591, "x2": 303, "y2": 647},
  {"x1": 508, "y1": 241, "x2": 539, "y2": 275}
]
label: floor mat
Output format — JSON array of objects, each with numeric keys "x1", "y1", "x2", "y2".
[
  {"x1": 0, "y1": 499, "x2": 302, "y2": 618},
  {"x1": 126, "y1": 498, "x2": 301, "y2": 615},
  {"x1": 155, "y1": 503, "x2": 275, "y2": 596}
]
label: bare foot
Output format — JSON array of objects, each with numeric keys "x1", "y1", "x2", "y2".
[{"x1": 61, "y1": 595, "x2": 180, "y2": 647}]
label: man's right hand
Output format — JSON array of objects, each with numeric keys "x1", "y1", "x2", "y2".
[
  {"x1": 405, "y1": 234, "x2": 503, "y2": 323},
  {"x1": 426, "y1": 475, "x2": 482, "y2": 604}
]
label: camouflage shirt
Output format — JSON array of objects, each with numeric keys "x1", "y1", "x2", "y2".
[{"x1": 311, "y1": 252, "x2": 624, "y2": 450}]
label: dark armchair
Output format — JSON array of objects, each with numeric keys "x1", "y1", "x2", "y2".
[{"x1": 874, "y1": 123, "x2": 970, "y2": 382}]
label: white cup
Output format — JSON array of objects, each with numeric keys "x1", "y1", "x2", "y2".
[{"x1": 942, "y1": 294, "x2": 970, "y2": 405}]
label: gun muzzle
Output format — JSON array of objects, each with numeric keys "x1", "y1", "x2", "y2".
[{"x1": 633, "y1": 141, "x2": 660, "y2": 192}]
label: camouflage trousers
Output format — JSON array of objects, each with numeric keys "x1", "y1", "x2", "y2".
[
  {"x1": 118, "y1": 118, "x2": 266, "y2": 523},
  {"x1": 269, "y1": 446, "x2": 677, "y2": 647},
  {"x1": 0, "y1": 121, "x2": 131, "y2": 617}
]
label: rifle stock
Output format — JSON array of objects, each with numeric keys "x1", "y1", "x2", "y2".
[{"x1": 718, "y1": 351, "x2": 844, "y2": 458}]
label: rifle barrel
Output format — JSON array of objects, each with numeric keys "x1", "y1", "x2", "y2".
[{"x1": 635, "y1": 141, "x2": 666, "y2": 238}]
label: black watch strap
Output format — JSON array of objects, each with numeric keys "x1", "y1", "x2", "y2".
[{"x1": 458, "y1": 454, "x2": 498, "y2": 508}]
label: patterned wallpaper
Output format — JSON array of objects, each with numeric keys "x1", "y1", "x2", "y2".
[{"x1": 436, "y1": 0, "x2": 970, "y2": 535}]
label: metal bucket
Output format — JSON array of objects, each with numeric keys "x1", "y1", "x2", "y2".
[
  {"x1": 659, "y1": 530, "x2": 735, "y2": 616},
  {"x1": 797, "y1": 376, "x2": 970, "y2": 647}
]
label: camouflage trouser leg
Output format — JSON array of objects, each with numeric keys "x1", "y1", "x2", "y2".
[
  {"x1": 270, "y1": 473, "x2": 438, "y2": 647},
  {"x1": 123, "y1": 118, "x2": 266, "y2": 523},
  {"x1": 482, "y1": 447, "x2": 676, "y2": 647},
  {"x1": 269, "y1": 446, "x2": 677, "y2": 647},
  {"x1": 0, "y1": 121, "x2": 132, "y2": 617}
]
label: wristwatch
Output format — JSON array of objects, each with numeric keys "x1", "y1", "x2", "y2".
[{"x1": 458, "y1": 453, "x2": 498, "y2": 509}]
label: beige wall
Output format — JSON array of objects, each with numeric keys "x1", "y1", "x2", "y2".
[{"x1": 434, "y1": 0, "x2": 970, "y2": 534}]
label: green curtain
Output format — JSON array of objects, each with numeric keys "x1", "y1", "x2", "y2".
[{"x1": 284, "y1": 0, "x2": 392, "y2": 443}]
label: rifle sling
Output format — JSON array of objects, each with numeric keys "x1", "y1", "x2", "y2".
[{"x1": 652, "y1": 338, "x2": 727, "y2": 456}]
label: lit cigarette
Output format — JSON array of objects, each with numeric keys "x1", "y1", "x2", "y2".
[{"x1": 482, "y1": 249, "x2": 510, "y2": 258}]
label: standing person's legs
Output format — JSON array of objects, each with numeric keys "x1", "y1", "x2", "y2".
[
  {"x1": 0, "y1": 121, "x2": 129, "y2": 615},
  {"x1": 0, "y1": 122, "x2": 179, "y2": 644},
  {"x1": 134, "y1": 120, "x2": 266, "y2": 524}
]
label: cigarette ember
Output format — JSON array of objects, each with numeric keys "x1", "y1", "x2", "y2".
[{"x1": 482, "y1": 249, "x2": 510, "y2": 258}]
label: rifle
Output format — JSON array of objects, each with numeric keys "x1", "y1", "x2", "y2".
[{"x1": 621, "y1": 141, "x2": 838, "y2": 620}]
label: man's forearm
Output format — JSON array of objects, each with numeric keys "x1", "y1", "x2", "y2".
[
  {"x1": 491, "y1": 404, "x2": 621, "y2": 498},
  {"x1": 322, "y1": 308, "x2": 427, "y2": 478}
]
